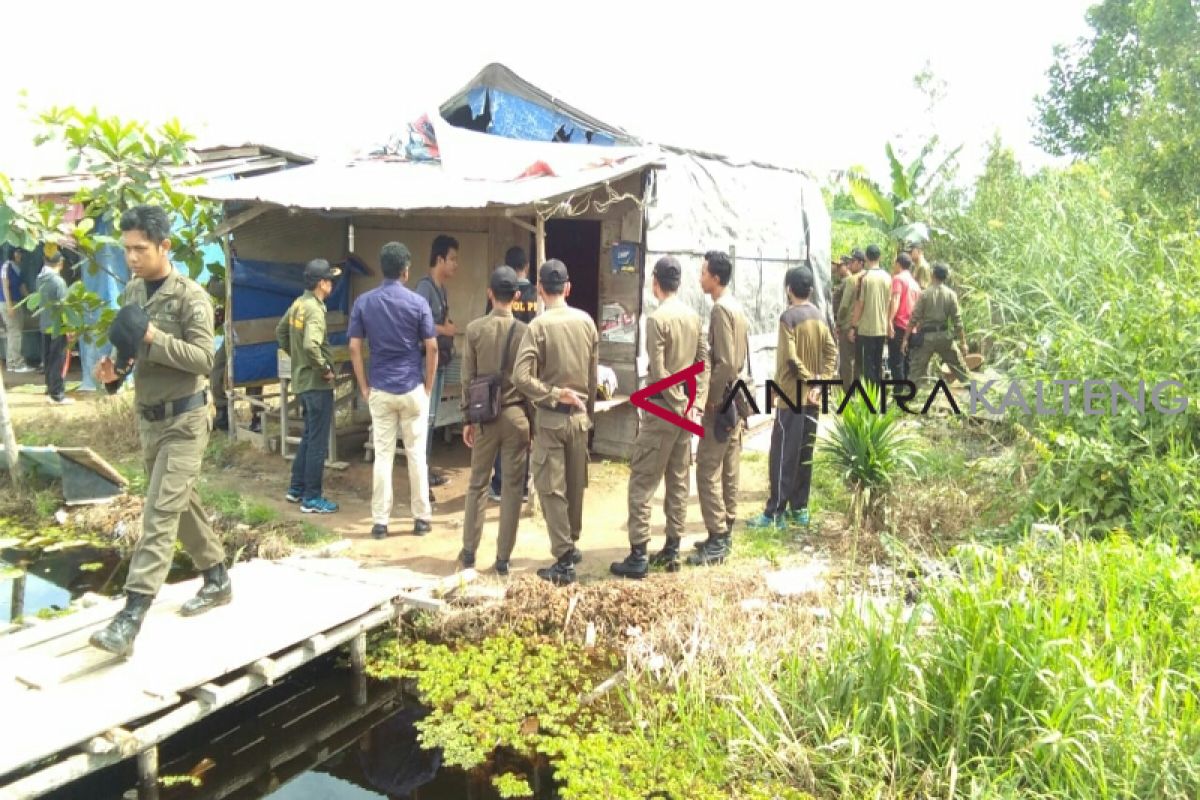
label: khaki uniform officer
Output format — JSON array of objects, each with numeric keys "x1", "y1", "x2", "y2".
[
  {"x1": 611, "y1": 257, "x2": 708, "y2": 578},
  {"x1": 459, "y1": 267, "x2": 530, "y2": 577},
  {"x1": 513, "y1": 259, "x2": 598, "y2": 586},
  {"x1": 905, "y1": 262, "x2": 969, "y2": 386},
  {"x1": 90, "y1": 205, "x2": 225, "y2": 657}
]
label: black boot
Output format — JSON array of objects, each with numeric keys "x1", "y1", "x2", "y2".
[
  {"x1": 649, "y1": 537, "x2": 681, "y2": 572},
  {"x1": 536, "y1": 554, "x2": 576, "y2": 586},
  {"x1": 693, "y1": 532, "x2": 720, "y2": 552},
  {"x1": 180, "y1": 563, "x2": 232, "y2": 617},
  {"x1": 610, "y1": 543, "x2": 649, "y2": 579},
  {"x1": 89, "y1": 592, "x2": 153, "y2": 656},
  {"x1": 687, "y1": 534, "x2": 731, "y2": 567}
]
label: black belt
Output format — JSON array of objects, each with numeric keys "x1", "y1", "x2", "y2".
[
  {"x1": 502, "y1": 401, "x2": 526, "y2": 409},
  {"x1": 544, "y1": 403, "x2": 584, "y2": 415},
  {"x1": 140, "y1": 390, "x2": 208, "y2": 422}
]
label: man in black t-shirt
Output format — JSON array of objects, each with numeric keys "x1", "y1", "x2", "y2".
[
  {"x1": 415, "y1": 235, "x2": 459, "y2": 487},
  {"x1": 485, "y1": 246, "x2": 536, "y2": 500}
]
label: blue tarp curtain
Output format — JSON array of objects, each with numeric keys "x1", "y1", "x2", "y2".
[{"x1": 466, "y1": 87, "x2": 616, "y2": 145}]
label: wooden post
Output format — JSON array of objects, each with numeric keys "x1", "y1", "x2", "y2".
[
  {"x1": 222, "y1": 234, "x2": 236, "y2": 444},
  {"x1": 535, "y1": 214, "x2": 547, "y2": 314},
  {"x1": 350, "y1": 631, "x2": 367, "y2": 708},
  {"x1": 10, "y1": 571, "x2": 25, "y2": 623},
  {"x1": 0, "y1": 371, "x2": 19, "y2": 484},
  {"x1": 137, "y1": 746, "x2": 159, "y2": 800}
]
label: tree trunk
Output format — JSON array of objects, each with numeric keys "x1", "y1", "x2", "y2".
[{"x1": 0, "y1": 371, "x2": 19, "y2": 484}]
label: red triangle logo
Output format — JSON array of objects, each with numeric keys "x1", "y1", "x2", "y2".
[{"x1": 630, "y1": 361, "x2": 706, "y2": 437}]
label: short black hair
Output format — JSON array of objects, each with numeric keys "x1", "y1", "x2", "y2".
[
  {"x1": 430, "y1": 234, "x2": 459, "y2": 268},
  {"x1": 120, "y1": 205, "x2": 172, "y2": 244},
  {"x1": 786, "y1": 266, "x2": 814, "y2": 299},
  {"x1": 380, "y1": 242, "x2": 411, "y2": 280},
  {"x1": 896, "y1": 252, "x2": 913, "y2": 270},
  {"x1": 932, "y1": 263, "x2": 950, "y2": 282},
  {"x1": 504, "y1": 246, "x2": 528, "y2": 270},
  {"x1": 865, "y1": 244, "x2": 882, "y2": 262},
  {"x1": 703, "y1": 250, "x2": 733, "y2": 286}
]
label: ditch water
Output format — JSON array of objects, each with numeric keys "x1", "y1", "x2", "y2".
[{"x1": 2, "y1": 542, "x2": 556, "y2": 800}]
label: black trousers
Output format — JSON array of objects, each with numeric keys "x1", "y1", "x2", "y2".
[
  {"x1": 887, "y1": 327, "x2": 910, "y2": 382},
  {"x1": 764, "y1": 405, "x2": 820, "y2": 517},
  {"x1": 858, "y1": 336, "x2": 886, "y2": 388},
  {"x1": 42, "y1": 333, "x2": 67, "y2": 401}
]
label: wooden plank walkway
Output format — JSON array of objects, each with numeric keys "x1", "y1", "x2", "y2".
[{"x1": 0, "y1": 559, "x2": 447, "y2": 798}]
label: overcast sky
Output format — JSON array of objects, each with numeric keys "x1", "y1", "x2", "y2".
[{"x1": 1, "y1": 0, "x2": 1095, "y2": 182}]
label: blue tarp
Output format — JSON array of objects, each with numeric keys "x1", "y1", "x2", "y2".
[{"x1": 467, "y1": 87, "x2": 616, "y2": 145}]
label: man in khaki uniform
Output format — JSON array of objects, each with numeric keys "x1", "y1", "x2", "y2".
[
  {"x1": 90, "y1": 205, "x2": 225, "y2": 657},
  {"x1": 904, "y1": 263, "x2": 969, "y2": 386},
  {"x1": 611, "y1": 257, "x2": 708, "y2": 579},
  {"x1": 513, "y1": 259, "x2": 598, "y2": 586},
  {"x1": 907, "y1": 241, "x2": 932, "y2": 290},
  {"x1": 835, "y1": 249, "x2": 865, "y2": 390},
  {"x1": 849, "y1": 243, "x2": 892, "y2": 387},
  {"x1": 691, "y1": 250, "x2": 749, "y2": 566},
  {"x1": 459, "y1": 267, "x2": 530, "y2": 576}
]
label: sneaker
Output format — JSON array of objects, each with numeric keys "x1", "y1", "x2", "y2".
[
  {"x1": 747, "y1": 512, "x2": 786, "y2": 529},
  {"x1": 789, "y1": 508, "x2": 811, "y2": 527},
  {"x1": 487, "y1": 489, "x2": 503, "y2": 503},
  {"x1": 300, "y1": 497, "x2": 339, "y2": 514},
  {"x1": 429, "y1": 471, "x2": 449, "y2": 487},
  {"x1": 413, "y1": 519, "x2": 432, "y2": 536},
  {"x1": 371, "y1": 524, "x2": 389, "y2": 540},
  {"x1": 48, "y1": 396, "x2": 75, "y2": 405},
  {"x1": 285, "y1": 491, "x2": 302, "y2": 503},
  {"x1": 9, "y1": 365, "x2": 34, "y2": 374}
]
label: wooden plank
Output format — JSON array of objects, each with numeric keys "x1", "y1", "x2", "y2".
[{"x1": 16, "y1": 645, "x2": 122, "y2": 689}]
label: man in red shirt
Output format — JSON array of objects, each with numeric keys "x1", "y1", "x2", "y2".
[{"x1": 887, "y1": 252, "x2": 921, "y2": 382}]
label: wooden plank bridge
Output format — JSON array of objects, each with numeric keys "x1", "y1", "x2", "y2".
[{"x1": 0, "y1": 559, "x2": 463, "y2": 799}]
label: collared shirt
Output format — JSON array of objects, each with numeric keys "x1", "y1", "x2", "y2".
[
  {"x1": 890, "y1": 270, "x2": 921, "y2": 331},
  {"x1": 276, "y1": 290, "x2": 332, "y2": 395},
  {"x1": 645, "y1": 295, "x2": 709, "y2": 415},
  {"x1": 123, "y1": 266, "x2": 215, "y2": 404},
  {"x1": 856, "y1": 267, "x2": 893, "y2": 337},
  {"x1": 835, "y1": 271, "x2": 862, "y2": 331},
  {"x1": 348, "y1": 279, "x2": 435, "y2": 396},
  {"x1": 910, "y1": 282, "x2": 964, "y2": 338},
  {"x1": 705, "y1": 292, "x2": 749, "y2": 410},
  {"x1": 776, "y1": 301, "x2": 838, "y2": 388},
  {"x1": 462, "y1": 307, "x2": 527, "y2": 410},
  {"x1": 513, "y1": 298, "x2": 599, "y2": 424}
]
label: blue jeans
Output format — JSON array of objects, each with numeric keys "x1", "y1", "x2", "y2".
[
  {"x1": 290, "y1": 389, "x2": 334, "y2": 500},
  {"x1": 425, "y1": 368, "x2": 446, "y2": 460}
]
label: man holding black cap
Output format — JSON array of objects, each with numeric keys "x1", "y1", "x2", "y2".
[
  {"x1": 513, "y1": 259, "x2": 598, "y2": 586},
  {"x1": 277, "y1": 258, "x2": 342, "y2": 514},
  {"x1": 89, "y1": 204, "x2": 224, "y2": 657},
  {"x1": 459, "y1": 266, "x2": 531, "y2": 575},
  {"x1": 349, "y1": 242, "x2": 437, "y2": 539},
  {"x1": 36, "y1": 248, "x2": 71, "y2": 405},
  {"x1": 611, "y1": 257, "x2": 707, "y2": 578}
]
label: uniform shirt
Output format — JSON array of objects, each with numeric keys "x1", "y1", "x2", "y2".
[
  {"x1": 706, "y1": 292, "x2": 749, "y2": 410},
  {"x1": 35, "y1": 267, "x2": 66, "y2": 334},
  {"x1": 835, "y1": 272, "x2": 862, "y2": 331},
  {"x1": 912, "y1": 254, "x2": 932, "y2": 289},
  {"x1": 890, "y1": 270, "x2": 922, "y2": 331},
  {"x1": 461, "y1": 308, "x2": 528, "y2": 411},
  {"x1": 776, "y1": 301, "x2": 839, "y2": 389},
  {"x1": 909, "y1": 282, "x2": 964, "y2": 338},
  {"x1": 348, "y1": 279, "x2": 435, "y2": 396},
  {"x1": 855, "y1": 267, "x2": 893, "y2": 337},
  {"x1": 484, "y1": 276, "x2": 538, "y2": 323},
  {"x1": 123, "y1": 267, "x2": 215, "y2": 405},
  {"x1": 512, "y1": 299, "x2": 599, "y2": 424},
  {"x1": 644, "y1": 295, "x2": 709, "y2": 415},
  {"x1": 415, "y1": 274, "x2": 454, "y2": 369},
  {"x1": 276, "y1": 290, "x2": 332, "y2": 395}
]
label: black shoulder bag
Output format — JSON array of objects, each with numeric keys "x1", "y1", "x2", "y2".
[{"x1": 466, "y1": 322, "x2": 518, "y2": 425}]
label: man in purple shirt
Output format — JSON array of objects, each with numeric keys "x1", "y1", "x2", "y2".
[{"x1": 349, "y1": 242, "x2": 439, "y2": 539}]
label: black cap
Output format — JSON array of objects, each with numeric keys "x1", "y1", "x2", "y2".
[
  {"x1": 850, "y1": 249, "x2": 866, "y2": 262},
  {"x1": 490, "y1": 265, "x2": 520, "y2": 295},
  {"x1": 539, "y1": 259, "x2": 569, "y2": 290},
  {"x1": 45, "y1": 249, "x2": 64, "y2": 265},
  {"x1": 303, "y1": 259, "x2": 341, "y2": 287},
  {"x1": 652, "y1": 256, "x2": 681, "y2": 284},
  {"x1": 109, "y1": 303, "x2": 150, "y2": 375}
]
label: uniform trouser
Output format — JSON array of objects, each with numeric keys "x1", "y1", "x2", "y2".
[
  {"x1": 887, "y1": 327, "x2": 910, "y2": 382},
  {"x1": 696, "y1": 408, "x2": 743, "y2": 535},
  {"x1": 837, "y1": 328, "x2": 857, "y2": 390},
  {"x1": 424, "y1": 367, "x2": 446, "y2": 460},
  {"x1": 490, "y1": 451, "x2": 530, "y2": 496},
  {"x1": 764, "y1": 405, "x2": 819, "y2": 518},
  {"x1": 369, "y1": 386, "x2": 432, "y2": 524},
  {"x1": 463, "y1": 407, "x2": 530, "y2": 560},
  {"x1": 126, "y1": 406, "x2": 224, "y2": 596},
  {"x1": 910, "y1": 332, "x2": 968, "y2": 386},
  {"x1": 626, "y1": 415, "x2": 692, "y2": 547},
  {"x1": 289, "y1": 389, "x2": 333, "y2": 501},
  {"x1": 531, "y1": 412, "x2": 590, "y2": 560},
  {"x1": 211, "y1": 343, "x2": 262, "y2": 411},
  {"x1": 42, "y1": 333, "x2": 67, "y2": 400},
  {"x1": 858, "y1": 336, "x2": 886, "y2": 388},
  {"x1": 5, "y1": 306, "x2": 26, "y2": 368}
]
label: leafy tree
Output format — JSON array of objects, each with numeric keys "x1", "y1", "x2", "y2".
[
  {"x1": 1034, "y1": 0, "x2": 1200, "y2": 218},
  {"x1": 3, "y1": 108, "x2": 222, "y2": 341}
]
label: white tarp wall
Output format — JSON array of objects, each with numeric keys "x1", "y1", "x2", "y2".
[{"x1": 641, "y1": 149, "x2": 833, "y2": 380}]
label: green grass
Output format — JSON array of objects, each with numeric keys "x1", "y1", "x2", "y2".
[
  {"x1": 293, "y1": 522, "x2": 336, "y2": 546},
  {"x1": 200, "y1": 486, "x2": 279, "y2": 527}
]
